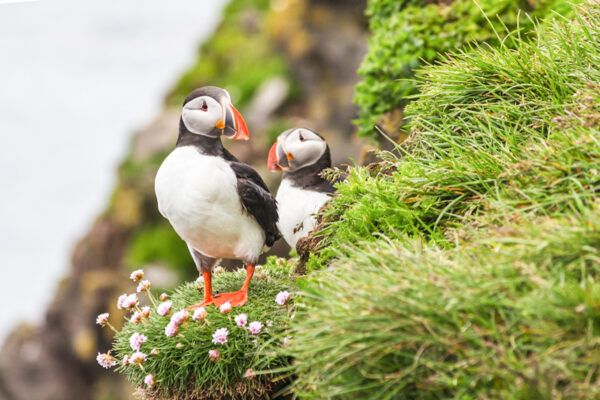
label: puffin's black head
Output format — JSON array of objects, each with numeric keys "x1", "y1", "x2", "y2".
[
  {"x1": 180, "y1": 86, "x2": 249, "y2": 140},
  {"x1": 267, "y1": 128, "x2": 330, "y2": 172}
]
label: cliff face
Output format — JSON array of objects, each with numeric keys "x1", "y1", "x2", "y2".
[{"x1": 0, "y1": 1, "x2": 367, "y2": 399}]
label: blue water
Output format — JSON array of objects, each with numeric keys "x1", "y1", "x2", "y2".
[{"x1": 0, "y1": 0, "x2": 227, "y2": 342}]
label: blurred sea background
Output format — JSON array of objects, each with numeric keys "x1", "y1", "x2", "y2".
[{"x1": 0, "y1": 0, "x2": 226, "y2": 343}]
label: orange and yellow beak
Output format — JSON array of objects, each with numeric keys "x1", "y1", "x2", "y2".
[
  {"x1": 221, "y1": 103, "x2": 249, "y2": 140},
  {"x1": 268, "y1": 140, "x2": 292, "y2": 171}
]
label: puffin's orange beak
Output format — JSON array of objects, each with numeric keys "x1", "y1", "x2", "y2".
[
  {"x1": 226, "y1": 103, "x2": 249, "y2": 140},
  {"x1": 267, "y1": 140, "x2": 282, "y2": 171}
]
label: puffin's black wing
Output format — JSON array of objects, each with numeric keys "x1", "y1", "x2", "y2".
[{"x1": 228, "y1": 161, "x2": 281, "y2": 247}]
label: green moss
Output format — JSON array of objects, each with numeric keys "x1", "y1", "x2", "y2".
[{"x1": 354, "y1": 0, "x2": 582, "y2": 140}]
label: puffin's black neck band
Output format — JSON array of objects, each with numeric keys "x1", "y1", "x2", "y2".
[{"x1": 283, "y1": 147, "x2": 335, "y2": 193}]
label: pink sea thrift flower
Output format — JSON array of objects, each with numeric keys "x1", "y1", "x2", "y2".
[
  {"x1": 170, "y1": 310, "x2": 190, "y2": 326},
  {"x1": 192, "y1": 307, "x2": 207, "y2": 321},
  {"x1": 208, "y1": 349, "x2": 220, "y2": 361},
  {"x1": 159, "y1": 293, "x2": 169, "y2": 301},
  {"x1": 96, "y1": 313, "x2": 109, "y2": 327},
  {"x1": 144, "y1": 374, "x2": 155, "y2": 388},
  {"x1": 234, "y1": 313, "x2": 247, "y2": 327},
  {"x1": 245, "y1": 368, "x2": 255, "y2": 380},
  {"x1": 275, "y1": 291, "x2": 290, "y2": 305},
  {"x1": 176, "y1": 342, "x2": 184, "y2": 349},
  {"x1": 123, "y1": 354, "x2": 131, "y2": 366},
  {"x1": 140, "y1": 306, "x2": 151, "y2": 319},
  {"x1": 136, "y1": 280, "x2": 151, "y2": 293},
  {"x1": 130, "y1": 269, "x2": 144, "y2": 282},
  {"x1": 130, "y1": 312, "x2": 142, "y2": 324},
  {"x1": 212, "y1": 327, "x2": 229, "y2": 344},
  {"x1": 196, "y1": 275, "x2": 205, "y2": 284},
  {"x1": 248, "y1": 321, "x2": 263, "y2": 335},
  {"x1": 150, "y1": 348, "x2": 159, "y2": 356},
  {"x1": 219, "y1": 302, "x2": 232, "y2": 314},
  {"x1": 214, "y1": 266, "x2": 224, "y2": 274},
  {"x1": 157, "y1": 300, "x2": 172, "y2": 316},
  {"x1": 96, "y1": 352, "x2": 117, "y2": 369},
  {"x1": 266, "y1": 320, "x2": 273, "y2": 327},
  {"x1": 118, "y1": 293, "x2": 139, "y2": 310},
  {"x1": 129, "y1": 332, "x2": 147, "y2": 351},
  {"x1": 130, "y1": 351, "x2": 147, "y2": 366},
  {"x1": 165, "y1": 322, "x2": 178, "y2": 338}
]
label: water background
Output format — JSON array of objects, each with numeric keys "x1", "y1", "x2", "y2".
[{"x1": 0, "y1": 0, "x2": 226, "y2": 342}]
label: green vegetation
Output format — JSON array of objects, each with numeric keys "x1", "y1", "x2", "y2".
[
  {"x1": 354, "y1": 0, "x2": 581, "y2": 140},
  {"x1": 289, "y1": 3, "x2": 600, "y2": 398},
  {"x1": 112, "y1": 259, "x2": 295, "y2": 400},
  {"x1": 167, "y1": 0, "x2": 291, "y2": 110}
]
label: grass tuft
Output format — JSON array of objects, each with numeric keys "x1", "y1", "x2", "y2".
[{"x1": 111, "y1": 260, "x2": 296, "y2": 400}]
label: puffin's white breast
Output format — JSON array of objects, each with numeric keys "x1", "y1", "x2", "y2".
[
  {"x1": 275, "y1": 178, "x2": 331, "y2": 249},
  {"x1": 154, "y1": 146, "x2": 265, "y2": 262}
]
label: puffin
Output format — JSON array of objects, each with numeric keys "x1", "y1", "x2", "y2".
[
  {"x1": 155, "y1": 86, "x2": 280, "y2": 308},
  {"x1": 267, "y1": 128, "x2": 335, "y2": 249}
]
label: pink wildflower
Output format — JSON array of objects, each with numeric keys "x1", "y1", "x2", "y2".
[
  {"x1": 140, "y1": 306, "x2": 151, "y2": 319},
  {"x1": 96, "y1": 352, "x2": 117, "y2": 369},
  {"x1": 165, "y1": 322, "x2": 178, "y2": 337},
  {"x1": 130, "y1": 269, "x2": 144, "y2": 282},
  {"x1": 150, "y1": 348, "x2": 159, "y2": 356},
  {"x1": 283, "y1": 336, "x2": 291, "y2": 346},
  {"x1": 245, "y1": 368, "x2": 255, "y2": 380},
  {"x1": 118, "y1": 293, "x2": 139, "y2": 310},
  {"x1": 96, "y1": 313, "x2": 109, "y2": 327},
  {"x1": 275, "y1": 290, "x2": 290, "y2": 305},
  {"x1": 122, "y1": 354, "x2": 131, "y2": 366},
  {"x1": 157, "y1": 300, "x2": 172, "y2": 316},
  {"x1": 214, "y1": 266, "x2": 224, "y2": 274},
  {"x1": 159, "y1": 293, "x2": 169, "y2": 301},
  {"x1": 195, "y1": 275, "x2": 205, "y2": 284},
  {"x1": 192, "y1": 307, "x2": 207, "y2": 321},
  {"x1": 266, "y1": 320, "x2": 273, "y2": 327},
  {"x1": 130, "y1": 312, "x2": 142, "y2": 324},
  {"x1": 130, "y1": 351, "x2": 147, "y2": 366},
  {"x1": 136, "y1": 280, "x2": 151, "y2": 293},
  {"x1": 170, "y1": 310, "x2": 190, "y2": 326},
  {"x1": 176, "y1": 342, "x2": 184, "y2": 349},
  {"x1": 129, "y1": 332, "x2": 147, "y2": 351},
  {"x1": 219, "y1": 302, "x2": 232, "y2": 314},
  {"x1": 144, "y1": 374, "x2": 155, "y2": 388},
  {"x1": 212, "y1": 327, "x2": 229, "y2": 345},
  {"x1": 248, "y1": 321, "x2": 263, "y2": 335},
  {"x1": 234, "y1": 313, "x2": 248, "y2": 327},
  {"x1": 208, "y1": 349, "x2": 220, "y2": 361}
]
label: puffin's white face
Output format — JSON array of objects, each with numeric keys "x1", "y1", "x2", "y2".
[
  {"x1": 181, "y1": 96, "x2": 225, "y2": 137},
  {"x1": 268, "y1": 128, "x2": 327, "y2": 171}
]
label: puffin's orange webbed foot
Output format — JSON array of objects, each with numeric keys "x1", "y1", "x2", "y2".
[
  {"x1": 213, "y1": 289, "x2": 248, "y2": 308},
  {"x1": 185, "y1": 298, "x2": 215, "y2": 311}
]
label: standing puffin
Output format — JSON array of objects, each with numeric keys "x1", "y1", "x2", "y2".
[
  {"x1": 155, "y1": 86, "x2": 280, "y2": 308},
  {"x1": 267, "y1": 128, "x2": 335, "y2": 249}
]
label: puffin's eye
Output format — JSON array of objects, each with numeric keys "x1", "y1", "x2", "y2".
[
  {"x1": 201, "y1": 100, "x2": 208, "y2": 111},
  {"x1": 299, "y1": 133, "x2": 305, "y2": 142}
]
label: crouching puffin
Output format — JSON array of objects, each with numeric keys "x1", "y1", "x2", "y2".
[
  {"x1": 155, "y1": 86, "x2": 280, "y2": 308},
  {"x1": 267, "y1": 128, "x2": 335, "y2": 249}
]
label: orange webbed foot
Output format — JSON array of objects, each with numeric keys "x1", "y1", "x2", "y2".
[
  {"x1": 213, "y1": 289, "x2": 248, "y2": 308},
  {"x1": 185, "y1": 297, "x2": 215, "y2": 311}
]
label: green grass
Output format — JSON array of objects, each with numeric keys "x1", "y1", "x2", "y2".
[
  {"x1": 111, "y1": 259, "x2": 296, "y2": 399},
  {"x1": 354, "y1": 0, "x2": 582, "y2": 140},
  {"x1": 288, "y1": 3, "x2": 600, "y2": 399}
]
